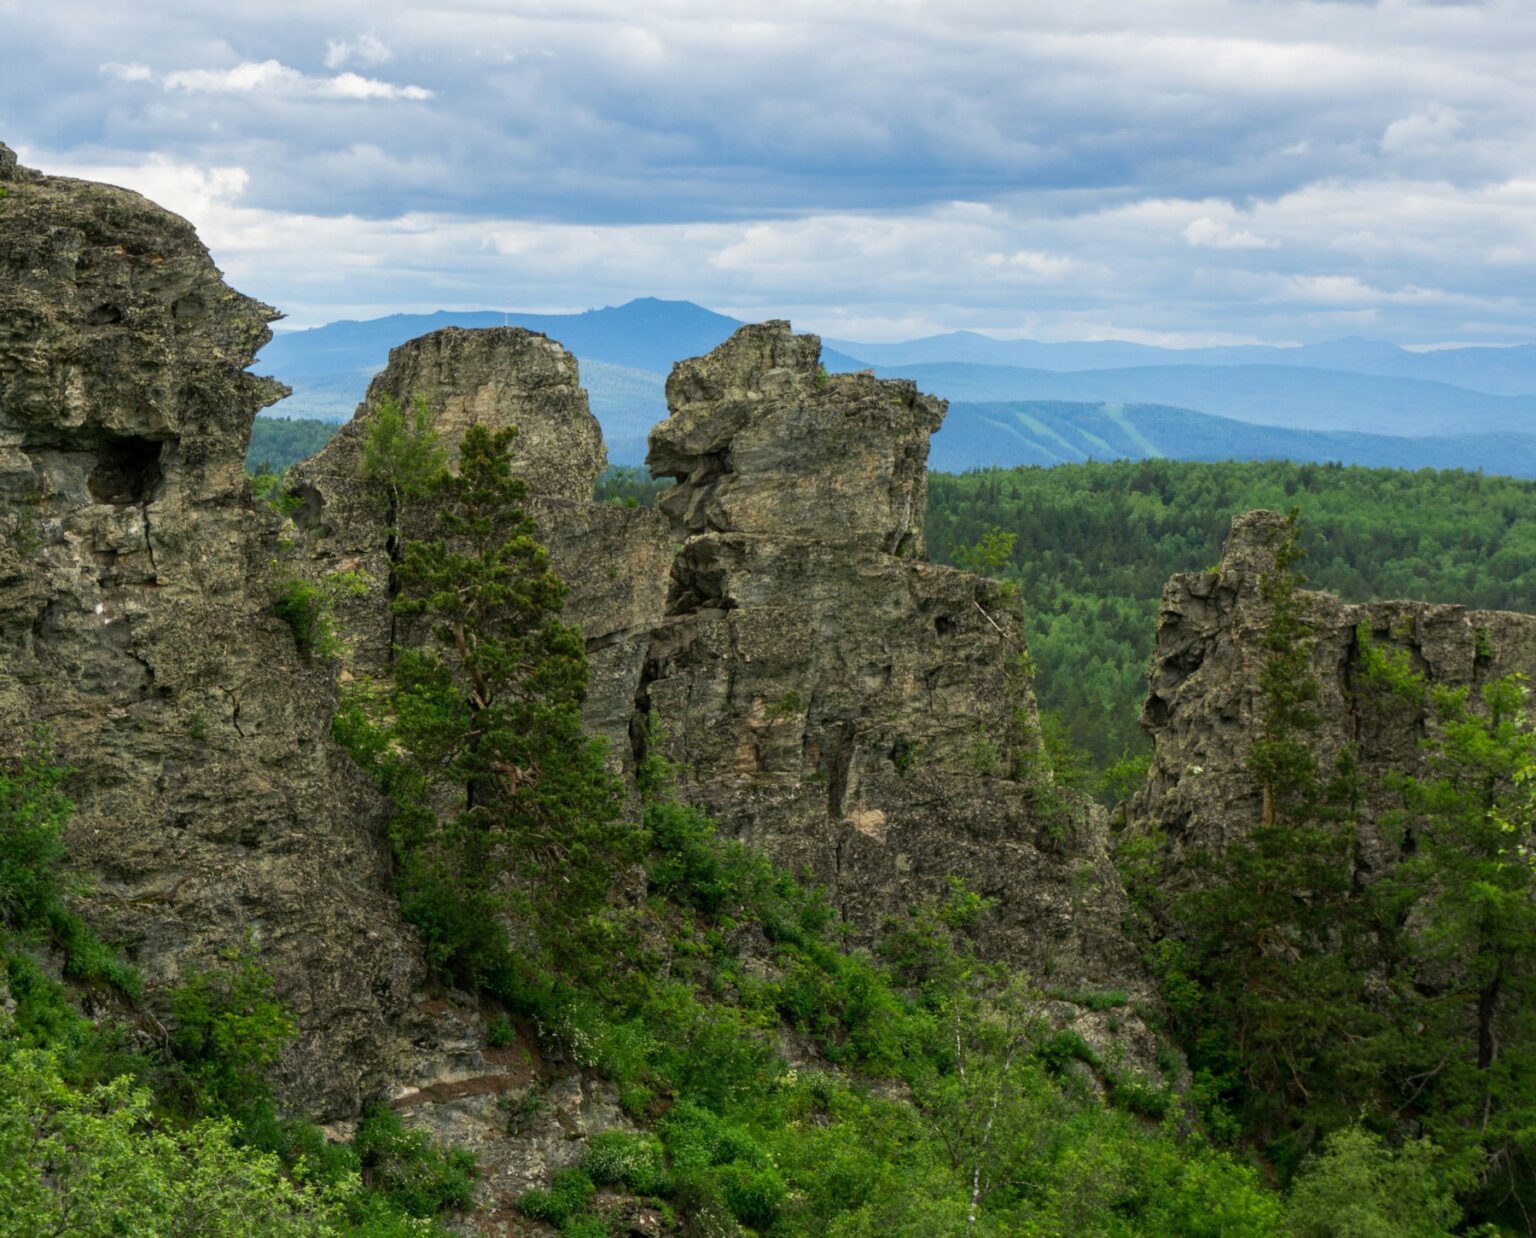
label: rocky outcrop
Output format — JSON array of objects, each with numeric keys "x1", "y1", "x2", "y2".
[
  {"x1": 0, "y1": 144, "x2": 422, "y2": 1117},
  {"x1": 288, "y1": 326, "x2": 674, "y2": 770},
  {"x1": 640, "y1": 323, "x2": 1147, "y2": 999},
  {"x1": 1127, "y1": 508, "x2": 1536, "y2": 867},
  {"x1": 297, "y1": 318, "x2": 1152, "y2": 1014}
]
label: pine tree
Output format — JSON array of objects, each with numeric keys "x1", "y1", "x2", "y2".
[{"x1": 346, "y1": 420, "x2": 641, "y2": 990}]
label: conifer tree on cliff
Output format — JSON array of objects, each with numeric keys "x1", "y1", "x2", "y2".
[{"x1": 353, "y1": 420, "x2": 639, "y2": 989}]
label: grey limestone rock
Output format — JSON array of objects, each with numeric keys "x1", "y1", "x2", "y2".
[
  {"x1": 651, "y1": 320, "x2": 941, "y2": 555},
  {"x1": 1127, "y1": 508, "x2": 1536, "y2": 874},
  {"x1": 0, "y1": 144, "x2": 423, "y2": 1118},
  {"x1": 642, "y1": 323, "x2": 1148, "y2": 993}
]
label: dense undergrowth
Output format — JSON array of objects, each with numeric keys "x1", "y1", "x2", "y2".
[
  {"x1": 1122, "y1": 514, "x2": 1536, "y2": 1233},
  {"x1": 0, "y1": 745, "x2": 472, "y2": 1234},
  {"x1": 321, "y1": 429, "x2": 1480, "y2": 1234}
]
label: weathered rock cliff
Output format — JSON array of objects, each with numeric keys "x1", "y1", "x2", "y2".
[
  {"x1": 641, "y1": 322, "x2": 1146, "y2": 999},
  {"x1": 1127, "y1": 508, "x2": 1536, "y2": 871},
  {"x1": 0, "y1": 144, "x2": 422, "y2": 1117},
  {"x1": 299, "y1": 319, "x2": 1152, "y2": 1011}
]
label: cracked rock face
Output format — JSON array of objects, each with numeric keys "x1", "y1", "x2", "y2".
[
  {"x1": 641, "y1": 322, "x2": 1148, "y2": 994},
  {"x1": 1127, "y1": 508, "x2": 1536, "y2": 874},
  {"x1": 651, "y1": 321, "x2": 940, "y2": 556},
  {"x1": 0, "y1": 144, "x2": 422, "y2": 1118},
  {"x1": 289, "y1": 326, "x2": 674, "y2": 773}
]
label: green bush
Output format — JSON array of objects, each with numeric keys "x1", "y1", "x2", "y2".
[
  {"x1": 0, "y1": 1039, "x2": 341, "y2": 1238},
  {"x1": 1284, "y1": 1126, "x2": 1460, "y2": 1238},
  {"x1": 582, "y1": 1129, "x2": 670, "y2": 1195},
  {"x1": 272, "y1": 576, "x2": 335, "y2": 661},
  {"x1": 165, "y1": 945, "x2": 296, "y2": 1123},
  {"x1": 353, "y1": 1101, "x2": 477, "y2": 1218},
  {"x1": 518, "y1": 1167, "x2": 595, "y2": 1226}
]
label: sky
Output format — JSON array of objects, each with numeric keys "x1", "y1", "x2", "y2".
[{"x1": 3, "y1": 0, "x2": 1534, "y2": 346}]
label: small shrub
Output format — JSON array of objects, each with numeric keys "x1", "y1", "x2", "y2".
[
  {"x1": 354, "y1": 1100, "x2": 477, "y2": 1218},
  {"x1": 582, "y1": 1130, "x2": 670, "y2": 1195},
  {"x1": 519, "y1": 1167, "x2": 595, "y2": 1226},
  {"x1": 165, "y1": 944, "x2": 296, "y2": 1122},
  {"x1": 718, "y1": 1160, "x2": 788, "y2": 1229},
  {"x1": 763, "y1": 689, "x2": 806, "y2": 723},
  {"x1": 1035, "y1": 1029, "x2": 1100, "y2": 1073},
  {"x1": 967, "y1": 726, "x2": 1001, "y2": 776}
]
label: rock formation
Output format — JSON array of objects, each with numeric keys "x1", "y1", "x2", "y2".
[
  {"x1": 2, "y1": 141, "x2": 1160, "y2": 1141},
  {"x1": 640, "y1": 323, "x2": 1146, "y2": 998},
  {"x1": 287, "y1": 326, "x2": 674, "y2": 771},
  {"x1": 0, "y1": 144, "x2": 422, "y2": 1117},
  {"x1": 297, "y1": 319, "x2": 1152, "y2": 1012},
  {"x1": 1127, "y1": 508, "x2": 1536, "y2": 871}
]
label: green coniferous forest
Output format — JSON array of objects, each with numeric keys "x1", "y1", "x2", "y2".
[{"x1": 922, "y1": 459, "x2": 1536, "y2": 787}]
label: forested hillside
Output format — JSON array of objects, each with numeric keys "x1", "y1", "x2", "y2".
[{"x1": 927, "y1": 460, "x2": 1536, "y2": 782}]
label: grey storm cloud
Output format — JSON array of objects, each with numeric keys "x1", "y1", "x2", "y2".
[{"x1": 1, "y1": 0, "x2": 1532, "y2": 344}]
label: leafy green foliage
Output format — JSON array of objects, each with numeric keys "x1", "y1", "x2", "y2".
[
  {"x1": 1285, "y1": 1126, "x2": 1462, "y2": 1238},
  {"x1": 0, "y1": 1040, "x2": 344, "y2": 1238},
  {"x1": 1139, "y1": 516, "x2": 1370, "y2": 1154},
  {"x1": 252, "y1": 467, "x2": 305, "y2": 517},
  {"x1": 338, "y1": 422, "x2": 1536, "y2": 1234},
  {"x1": 952, "y1": 525, "x2": 1017, "y2": 577},
  {"x1": 593, "y1": 464, "x2": 669, "y2": 508},
  {"x1": 165, "y1": 944, "x2": 297, "y2": 1123},
  {"x1": 341, "y1": 418, "x2": 645, "y2": 999},
  {"x1": 360, "y1": 394, "x2": 447, "y2": 536},
  {"x1": 518, "y1": 1166, "x2": 595, "y2": 1227},
  {"x1": 581, "y1": 1129, "x2": 670, "y2": 1195},
  {"x1": 353, "y1": 1102, "x2": 477, "y2": 1218},
  {"x1": 1359, "y1": 649, "x2": 1536, "y2": 1225},
  {"x1": 272, "y1": 570, "x2": 368, "y2": 664},
  {"x1": 0, "y1": 745, "x2": 139, "y2": 997}
]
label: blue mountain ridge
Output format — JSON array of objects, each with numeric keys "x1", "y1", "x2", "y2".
[
  {"x1": 934, "y1": 401, "x2": 1536, "y2": 478},
  {"x1": 253, "y1": 297, "x2": 1536, "y2": 475}
]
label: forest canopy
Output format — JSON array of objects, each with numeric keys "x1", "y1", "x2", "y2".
[{"x1": 923, "y1": 458, "x2": 1536, "y2": 778}]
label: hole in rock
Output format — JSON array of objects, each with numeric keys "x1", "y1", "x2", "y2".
[
  {"x1": 86, "y1": 304, "x2": 125, "y2": 325},
  {"x1": 88, "y1": 437, "x2": 164, "y2": 505}
]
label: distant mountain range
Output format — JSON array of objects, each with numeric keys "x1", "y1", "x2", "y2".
[
  {"x1": 934, "y1": 402, "x2": 1536, "y2": 476},
  {"x1": 823, "y1": 332, "x2": 1536, "y2": 396},
  {"x1": 254, "y1": 297, "x2": 1536, "y2": 476}
]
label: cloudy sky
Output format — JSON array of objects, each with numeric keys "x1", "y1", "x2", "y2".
[{"x1": 3, "y1": 0, "x2": 1533, "y2": 345}]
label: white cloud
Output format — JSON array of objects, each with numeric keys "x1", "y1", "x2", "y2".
[
  {"x1": 1381, "y1": 103, "x2": 1464, "y2": 153},
  {"x1": 1183, "y1": 217, "x2": 1278, "y2": 250},
  {"x1": 14, "y1": 0, "x2": 1532, "y2": 344},
  {"x1": 114, "y1": 59, "x2": 432, "y2": 102},
  {"x1": 324, "y1": 34, "x2": 394, "y2": 70},
  {"x1": 101, "y1": 62, "x2": 153, "y2": 83}
]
